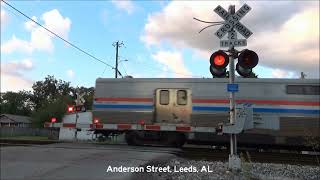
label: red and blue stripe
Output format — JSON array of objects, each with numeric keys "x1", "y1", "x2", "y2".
[{"x1": 93, "y1": 98, "x2": 320, "y2": 115}]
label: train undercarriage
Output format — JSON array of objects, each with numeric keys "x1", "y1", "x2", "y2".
[
  {"x1": 93, "y1": 129, "x2": 320, "y2": 151},
  {"x1": 94, "y1": 129, "x2": 187, "y2": 147}
]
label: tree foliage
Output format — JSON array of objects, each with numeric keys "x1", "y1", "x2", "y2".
[
  {"x1": 0, "y1": 91, "x2": 34, "y2": 116},
  {"x1": 0, "y1": 75, "x2": 94, "y2": 127},
  {"x1": 32, "y1": 75, "x2": 73, "y2": 110},
  {"x1": 31, "y1": 95, "x2": 73, "y2": 127}
]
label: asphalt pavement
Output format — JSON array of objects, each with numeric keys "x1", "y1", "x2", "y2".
[{"x1": 0, "y1": 143, "x2": 176, "y2": 180}]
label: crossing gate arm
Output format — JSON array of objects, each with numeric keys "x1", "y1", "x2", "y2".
[{"x1": 44, "y1": 122, "x2": 217, "y2": 133}]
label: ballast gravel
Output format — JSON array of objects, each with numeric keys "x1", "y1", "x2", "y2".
[{"x1": 144, "y1": 158, "x2": 320, "y2": 180}]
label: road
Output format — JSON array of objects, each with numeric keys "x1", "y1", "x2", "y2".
[{"x1": 0, "y1": 143, "x2": 176, "y2": 180}]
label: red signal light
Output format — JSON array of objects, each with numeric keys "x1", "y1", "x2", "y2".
[
  {"x1": 51, "y1": 117, "x2": 56, "y2": 123},
  {"x1": 209, "y1": 50, "x2": 229, "y2": 78},
  {"x1": 93, "y1": 118, "x2": 100, "y2": 124},
  {"x1": 210, "y1": 50, "x2": 229, "y2": 68},
  {"x1": 238, "y1": 49, "x2": 258, "y2": 69},
  {"x1": 67, "y1": 106, "x2": 74, "y2": 113},
  {"x1": 236, "y1": 49, "x2": 259, "y2": 77},
  {"x1": 213, "y1": 55, "x2": 226, "y2": 66},
  {"x1": 76, "y1": 106, "x2": 81, "y2": 111}
]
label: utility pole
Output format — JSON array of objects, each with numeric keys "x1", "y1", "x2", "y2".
[{"x1": 113, "y1": 41, "x2": 124, "y2": 78}]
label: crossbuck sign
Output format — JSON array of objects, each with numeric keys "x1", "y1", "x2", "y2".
[
  {"x1": 75, "y1": 92, "x2": 85, "y2": 106},
  {"x1": 214, "y1": 4, "x2": 252, "y2": 48}
]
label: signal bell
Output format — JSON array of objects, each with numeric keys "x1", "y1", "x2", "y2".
[
  {"x1": 209, "y1": 50, "x2": 229, "y2": 78},
  {"x1": 236, "y1": 49, "x2": 259, "y2": 77}
]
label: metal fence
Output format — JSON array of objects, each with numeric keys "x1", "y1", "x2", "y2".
[{"x1": 0, "y1": 127, "x2": 59, "y2": 139}]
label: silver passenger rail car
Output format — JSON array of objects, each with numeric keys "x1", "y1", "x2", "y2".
[{"x1": 92, "y1": 78, "x2": 319, "y2": 149}]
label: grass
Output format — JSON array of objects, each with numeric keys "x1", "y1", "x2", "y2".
[{"x1": 0, "y1": 136, "x2": 49, "y2": 140}]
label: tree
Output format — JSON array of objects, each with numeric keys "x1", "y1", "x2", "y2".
[
  {"x1": 0, "y1": 91, "x2": 34, "y2": 116},
  {"x1": 29, "y1": 76, "x2": 95, "y2": 126},
  {"x1": 32, "y1": 75, "x2": 73, "y2": 110},
  {"x1": 1, "y1": 75, "x2": 95, "y2": 127},
  {"x1": 31, "y1": 95, "x2": 73, "y2": 127}
]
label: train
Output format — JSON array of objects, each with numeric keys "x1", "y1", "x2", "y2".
[{"x1": 92, "y1": 78, "x2": 319, "y2": 150}]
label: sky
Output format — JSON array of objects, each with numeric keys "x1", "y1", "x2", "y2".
[{"x1": 1, "y1": 0, "x2": 319, "y2": 92}]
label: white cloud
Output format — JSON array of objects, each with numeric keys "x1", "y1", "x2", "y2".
[
  {"x1": 0, "y1": 74, "x2": 33, "y2": 92},
  {"x1": 0, "y1": 59, "x2": 34, "y2": 92},
  {"x1": 41, "y1": 9, "x2": 71, "y2": 40},
  {"x1": 66, "y1": 69, "x2": 75, "y2": 78},
  {"x1": 112, "y1": 0, "x2": 135, "y2": 14},
  {"x1": 22, "y1": 59, "x2": 33, "y2": 69},
  {"x1": 250, "y1": 6, "x2": 319, "y2": 78},
  {"x1": 30, "y1": 27, "x2": 54, "y2": 52},
  {"x1": 1, "y1": 9, "x2": 71, "y2": 54},
  {"x1": 24, "y1": 16, "x2": 38, "y2": 31},
  {"x1": 1, "y1": 59, "x2": 34, "y2": 75},
  {"x1": 271, "y1": 69, "x2": 297, "y2": 78},
  {"x1": 141, "y1": 1, "x2": 319, "y2": 78},
  {"x1": 1, "y1": 35, "x2": 33, "y2": 54},
  {"x1": 152, "y1": 51, "x2": 192, "y2": 78}
]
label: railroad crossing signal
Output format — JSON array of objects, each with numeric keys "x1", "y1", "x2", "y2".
[
  {"x1": 67, "y1": 105, "x2": 86, "y2": 113},
  {"x1": 209, "y1": 4, "x2": 257, "y2": 172}
]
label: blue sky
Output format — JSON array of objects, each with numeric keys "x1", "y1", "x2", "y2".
[{"x1": 1, "y1": 1, "x2": 319, "y2": 92}]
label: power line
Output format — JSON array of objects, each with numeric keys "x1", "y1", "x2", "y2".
[{"x1": 1, "y1": 0, "x2": 114, "y2": 69}]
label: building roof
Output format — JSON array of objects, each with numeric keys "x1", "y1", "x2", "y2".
[{"x1": 0, "y1": 114, "x2": 31, "y2": 124}]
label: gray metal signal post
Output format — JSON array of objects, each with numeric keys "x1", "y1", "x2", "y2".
[{"x1": 214, "y1": 4, "x2": 253, "y2": 171}]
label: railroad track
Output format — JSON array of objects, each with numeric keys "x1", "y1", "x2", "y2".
[{"x1": 1, "y1": 140, "x2": 319, "y2": 166}]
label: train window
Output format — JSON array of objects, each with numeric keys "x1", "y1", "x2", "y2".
[
  {"x1": 177, "y1": 90, "x2": 187, "y2": 105},
  {"x1": 286, "y1": 85, "x2": 320, "y2": 95},
  {"x1": 160, "y1": 90, "x2": 169, "y2": 105}
]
